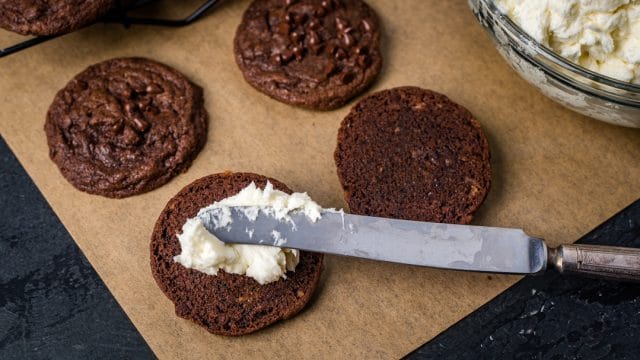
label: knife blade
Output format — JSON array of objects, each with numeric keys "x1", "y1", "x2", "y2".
[
  {"x1": 199, "y1": 207, "x2": 547, "y2": 274},
  {"x1": 198, "y1": 207, "x2": 640, "y2": 281}
]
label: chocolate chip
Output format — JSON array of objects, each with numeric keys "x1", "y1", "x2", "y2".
[
  {"x1": 292, "y1": 45, "x2": 305, "y2": 60},
  {"x1": 308, "y1": 30, "x2": 320, "y2": 46},
  {"x1": 271, "y1": 53, "x2": 283, "y2": 65},
  {"x1": 110, "y1": 121, "x2": 123, "y2": 134},
  {"x1": 281, "y1": 49, "x2": 294, "y2": 62},
  {"x1": 335, "y1": 48, "x2": 347, "y2": 60},
  {"x1": 314, "y1": 6, "x2": 326, "y2": 17},
  {"x1": 340, "y1": 33, "x2": 353, "y2": 47},
  {"x1": 344, "y1": 57, "x2": 357, "y2": 68},
  {"x1": 290, "y1": 30, "x2": 304, "y2": 43},
  {"x1": 137, "y1": 97, "x2": 151, "y2": 109},
  {"x1": 326, "y1": 42, "x2": 338, "y2": 55},
  {"x1": 146, "y1": 84, "x2": 162, "y2": 94},
  {"x1": 132, "y1": 117, "x2": 150, "y2": 133},
  {"x1": 124, "y1": 102, "x2": 136, "y2": 114},
  {"x1": 361, "y1": 19, "x2": 372, "y2": 32},
  {"x1": 335, "y1": 17, "x2": 348, "y2": 31},
  {"x1": 285, "y1": 12, "x2": 294, "y2": 23},
  {"x1": 355, "y1": 46, "x2": 368, "y2": 55},
  {"x1": 321, "y1": 0, "x2": 331, "y2": 9},
  {"x1": 308, "y1": 19, "x2": 320, "y2": 30}
]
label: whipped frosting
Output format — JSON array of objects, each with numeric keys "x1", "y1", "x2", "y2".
[
  {"x1": 495, "y1": 0, "x2": 640, "y2": 84},
  {"x1": 173, "y1": 181, "x2": 325, "y2": 285}
]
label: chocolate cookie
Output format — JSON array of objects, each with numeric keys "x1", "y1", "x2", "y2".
[
  {"x1": 234, "y1": 0, "x2": 382, "y2": 110},
  {"x1": 150, "y1": 172, "x2": 324, "y2": 336},
  {"x1": 334, "y1": 87, "x2": 491, "y2": 224},
  {"x1": 45, "y1": 57, "x2": 208, "y2": 198},
  {"x1": 0, "y1": 0, "x2": 115, "y2": 36}
]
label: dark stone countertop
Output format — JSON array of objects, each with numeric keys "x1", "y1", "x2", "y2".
[
  {"x1": 409, "y1": 197, "x2": 640, "y2": 359},
  {"x1": 0, "y1": 137, "x2": 154, "y2": 359}
]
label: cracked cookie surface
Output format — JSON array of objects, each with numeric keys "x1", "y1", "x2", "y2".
[
  {"x1": 0, "y1": 0, "x2": 115, "y2": 35},
  {"x1": 45, "y1": 57, "x2": 208, "y2": 198},
  {"x1": 234, "y1": 0, "x2": 382, "y2": 110}
]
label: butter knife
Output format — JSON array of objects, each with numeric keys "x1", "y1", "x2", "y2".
[{"x1": 199, "y1": 208, "x2": 640, "y2": 282}]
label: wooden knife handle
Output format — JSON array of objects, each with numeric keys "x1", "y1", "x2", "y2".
[{"x1": 548, "y1": 244, "x2": 640, "y2": 282}]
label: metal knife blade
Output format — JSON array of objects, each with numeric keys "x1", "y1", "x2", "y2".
[{"x1": 199, "y1": 207, "x2": 548, "y2": 275}]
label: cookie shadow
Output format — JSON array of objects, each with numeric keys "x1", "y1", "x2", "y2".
[
  {"x1": 373, "y1": 5, "x2": 392, "y2": 86},
  {"x1": 471, "y1": 127, "x2": 506, "y2": 224},
  {"x1": 305, "y1": 255, "x2": 331, "y2": 309}
]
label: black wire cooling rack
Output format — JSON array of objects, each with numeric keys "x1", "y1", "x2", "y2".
[{"x1": 0, "y1": 0, "x2": 221, "y2": 58}]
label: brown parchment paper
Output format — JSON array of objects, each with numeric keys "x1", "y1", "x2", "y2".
[{"x1": 1, "y1": 0, "x2": 639, "y2": 358}]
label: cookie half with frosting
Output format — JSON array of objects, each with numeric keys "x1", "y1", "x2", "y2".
[{"x1": 150, "y1": 172, "x2": 324, "y2": 335}]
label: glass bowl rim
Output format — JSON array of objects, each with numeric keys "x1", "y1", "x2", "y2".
[{"x1": 478, "y1": 0, "x2": 640, "y2": 94}]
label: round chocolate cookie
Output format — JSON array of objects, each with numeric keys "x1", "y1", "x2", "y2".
[
  {"x1": 234, "y1": 0, "x2": 382, "y2": 110},
  {"x1": 334, "y1": 86, "x2": 491, "y2": 224},
  {"x1": 0, "y1": 0, "x2": 115, "y2": 36},
  {"x1": 45, "y1": 57, "x2": 208, "y2": 198},
  {"x1": 150, "y1": 172, "x2": 324, "y2": 336}
]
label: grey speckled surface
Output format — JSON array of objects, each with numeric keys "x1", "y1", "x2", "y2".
[
  {"x1": 0, "y1": 136, "x2": 154, "y2": 359},
  {"x1": 408, "y1": 198, "x2": 640, "y2": 359}
]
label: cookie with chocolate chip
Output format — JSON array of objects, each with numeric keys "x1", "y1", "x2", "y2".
[
  {"x1": 45, "y1": 57, "x2": 208, "y2": 198},
  {"x1": 0, "y1": 0, "x2": 115, "y2": 36},
  {"x1": 234, "y1": 0, "x2": 382, "y2": 110},
  {"x1": 335, "y1": 87, "x2": 491, "y2": 224},
  {"x1": 150, "y1": 172, "x2": 324, "y2": 336}
]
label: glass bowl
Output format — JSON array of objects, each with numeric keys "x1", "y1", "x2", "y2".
[{"x1": 468, "y1": 0, "x2": 640, "y2": 128}]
